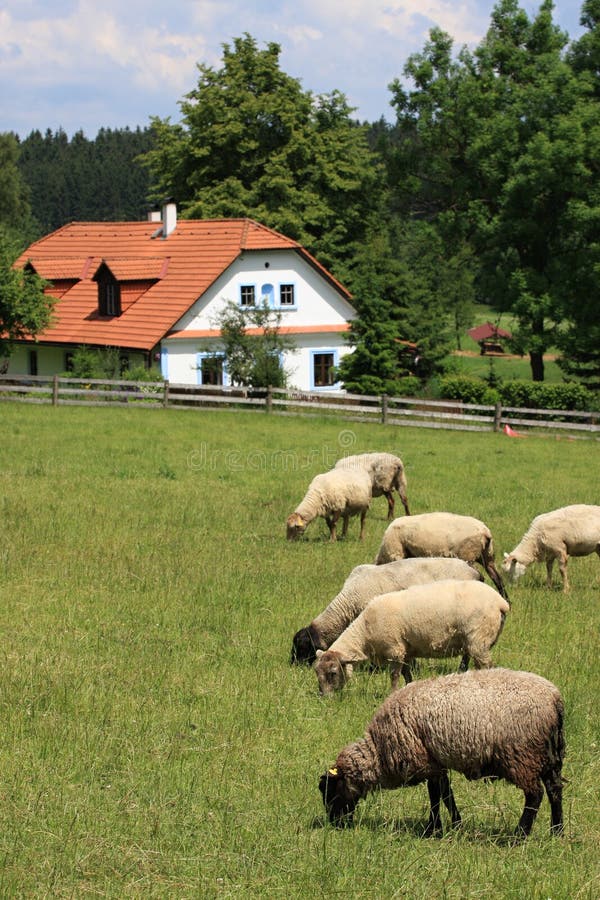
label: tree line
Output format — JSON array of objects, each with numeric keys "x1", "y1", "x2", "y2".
[{"x1": 2, "y1": 0, "x2": 600, "y2": 392}]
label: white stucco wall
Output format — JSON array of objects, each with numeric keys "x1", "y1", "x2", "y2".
[
  {"x1": 161, "y1": 331, "x2": 353, "y2": 391},
  {"x1": 165, "y1": 248, "x2": 356, "y2": 389},
  {"x1": 174, "y1": 249, "x2": 356, "y2": 331}
]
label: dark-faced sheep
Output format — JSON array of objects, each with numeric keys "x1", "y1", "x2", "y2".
[
  {"x1": 502, "y1": 504, "x2": 600, "y2": 592},
  {"x1": 319, "y1": 667, "x2": 564, "y2": 839},
  {"x1": 375, "y1": 511, "x2": 507, "y2": 599},
  {"x1": 334, "y1": 452, "x2": 410, "y2": 519},
  {"x1": 291, "y1": 557, "x2": 483, "y2": 665}
]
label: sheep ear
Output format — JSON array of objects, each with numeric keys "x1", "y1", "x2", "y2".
[
  {"x1": 315, "y1": 649, "x2": 324, "y2": 659},
  {"x1": 503, "y1": 552, "x2": 509, "y2": 559}
]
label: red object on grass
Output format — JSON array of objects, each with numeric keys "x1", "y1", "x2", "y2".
[{"x1": 503, "y1": 424, "x2": 526, "y2": 438}]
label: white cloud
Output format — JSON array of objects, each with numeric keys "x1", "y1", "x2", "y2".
[{"x1": 0, "y1": 0, "x2": 586, "y2": 136}]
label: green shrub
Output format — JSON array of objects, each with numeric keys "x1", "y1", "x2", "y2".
[
  {"x1": 500, "y1": 380, "x2": 597, "y2": 411},
  {"x1": 438, "y1": 374, "x2": 499, "y2": 405}
]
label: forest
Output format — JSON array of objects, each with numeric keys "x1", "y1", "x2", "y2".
[{"x1": 2, "y1": 0, "x2": 600, "y2": 396}]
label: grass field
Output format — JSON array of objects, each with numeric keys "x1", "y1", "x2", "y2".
[{"x1": 1, "y1": 404, "x2": 599, "y2": 897}]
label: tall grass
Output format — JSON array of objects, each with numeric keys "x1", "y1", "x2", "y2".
[{"x1": 0, "y1": 405, "x2": 598, "y2": 897}]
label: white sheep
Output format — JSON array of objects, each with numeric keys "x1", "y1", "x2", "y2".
[
  {"x1": 375, "y1": 511, "x2": 507, "y2": 599},
  {"x1": 291, "y1": 557, "x2": 483, "y2": 664},
  {"x1": 502, "y1": 503, "x2": 600, "y2": 592},
  {"x1": 334, "y1": 452, "x2": 410, "y2": 519},
  {"x1": 286, "y1": 468, "x2": 372, "y2": 542},
  {"x1": 313, "y1": 579, "x2": 509, "y2": 694},
  {"x1": 319, "y1": 667, "x2": 564, "y2": 839}
]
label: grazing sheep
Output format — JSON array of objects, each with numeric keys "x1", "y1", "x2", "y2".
[
  {"x1": 319, "y1": 667, "x2": 564, "y2": 839},
  {"x1": 314, "y1": 579, "x2": 509, "y2": 694},
  {"x1": 375, "y1": 511, "x2": 507, "y2": 599},
  {"x1": 335, "y1": 452, "x2": 410, "y2": 519},
  {"x1": 502, "y1": 504, "x2": 600, "y2": 592},
  {"x1": 291, "y1": 557, "x2": 483, "y2": 665},
  {"x1": 286, "y1": 469, "x2": 372, "y2": 542}
]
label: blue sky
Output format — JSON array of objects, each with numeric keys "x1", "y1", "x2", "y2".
[{"x1": 0, "y1": 1, "x2": 587, "y2": 139}]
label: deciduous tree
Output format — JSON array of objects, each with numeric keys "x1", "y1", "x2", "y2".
[{"x1": 141, "y1": 34, "x2": 382, "y2": 279}]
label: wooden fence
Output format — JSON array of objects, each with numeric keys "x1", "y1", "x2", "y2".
[{"x1": 1, "y1": 374, "x2": 598, "y2": 438}]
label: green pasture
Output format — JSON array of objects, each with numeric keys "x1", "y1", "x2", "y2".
[
  {"x1": 448, "y1": 351, "x2": 565, "y2": 385},
  {"x1": 0, "y1": 404, "x2": 598, "y2": 897}
]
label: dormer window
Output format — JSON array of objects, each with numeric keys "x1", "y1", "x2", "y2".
[
  {"x1": 99, "y1": 275, "x2": 121, "y2": 316},
  {"x1": 93, "y1": 262, "x2": 122, "y2": 316}
]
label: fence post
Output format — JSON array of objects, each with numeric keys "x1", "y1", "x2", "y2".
[
  {"x1": 266, "y1": 385, "x2": 273, "y2": 413},
  {"x1": 52, "y1": 374, "x2": 59, "y2": 406},
  {"x1": 163, "y1": 380, "x2": 169, "y2": 408},
  {"x1": 381, "y1": 394, "x2": 388, "y2": 425},
  {"x1": 493, "y1": 401, "x2": 502, "y2": 432}
]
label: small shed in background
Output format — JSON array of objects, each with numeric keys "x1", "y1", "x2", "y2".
[{"x1": 467, "y1": 322, "x2": 513, "y2": 355}]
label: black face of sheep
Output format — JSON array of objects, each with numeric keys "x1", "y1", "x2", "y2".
[
  {"x1": 319, "y1": 769, "x2": 359, "y2": 826},
  {"x1": 290, "y1": 626, "x2": 319, "y2": 665}
]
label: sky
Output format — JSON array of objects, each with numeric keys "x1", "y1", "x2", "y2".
[{"x1": 0, "y1": 1, "x2": 587, "y2": 139}]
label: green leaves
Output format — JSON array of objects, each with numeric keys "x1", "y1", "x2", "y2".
[
  {"x1": 211, "y1": 300, "x2": 293, "y2": 389},
  {"x1": 140, "y1": 34, "x2": 382, "y2": 278},
  {"x1": 0, "y1": 229, "x2": 54, "y2": 359}
]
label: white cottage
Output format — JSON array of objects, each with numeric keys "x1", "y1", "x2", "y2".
[{"x1": 11, "y1": 201, "x2": 357, "y2": 392}]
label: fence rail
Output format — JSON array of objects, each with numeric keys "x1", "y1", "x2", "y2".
[{"x1": 1, "y1": 374, "x2": 598, "y2": 438}]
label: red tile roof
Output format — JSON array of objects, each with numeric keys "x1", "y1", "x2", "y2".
[
  {"x1": 16, "y1": 218, "x2": 352, "y2": 352},
  {"x1": 467, "y1": 322, "x2": 512, "y2": 342}
]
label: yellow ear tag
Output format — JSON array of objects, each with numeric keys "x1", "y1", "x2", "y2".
[{"x1": 328, "y1": 767, "x2": 338, "y2": 776}]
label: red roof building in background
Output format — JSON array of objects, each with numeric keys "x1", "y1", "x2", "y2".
[{"x1": 467, "y1": 321, "x2": 513, "y2": 355}]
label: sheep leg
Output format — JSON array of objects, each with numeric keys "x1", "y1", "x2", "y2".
[
  {"x1": 542, "y1": 771, "x2": 564, "y2": 835},
  {"x1": 471, "y1": 650, "x2": 492, "y2": 669},
  {"x1": 398, "y1": 488, "x2": 410, "y2": 517},
  {"x1": 326, "y1": 513, "x2": 339, "y2": 542},
  {"x1": 358, "y1": 508, "x2": 367, "y2": 541},
  {"x1": 440, "y1": 772, "x2": 462, "y2": 828},
  {"x1": 556, "y1": 553, "x2": 570, "y2": 593},
  {"x1": 390, "y1": 657, "x2": 411, "y2": 689},
  {"x1": 514, "y1": 784, "x2": 544, "y2": 838},
  {"x1": 341, "y1": 513, "x2": 350, "y2": 539},
  {"x1": 384, "y1": 491, "x2": 395, "y2": 520},
  {"x1": 424, "y1": 777, "x2": 444, "y2": 837},
  {"x1": 400, "y1": 660, "x2": 413, "y2": 685},
  {"x1": 458, "y1": 653, "x2": 470, "y2": 672}
]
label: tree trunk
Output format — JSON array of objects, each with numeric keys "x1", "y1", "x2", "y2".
[{"x1": 529, "y1": 350, "x2": 545, "y2": 382}]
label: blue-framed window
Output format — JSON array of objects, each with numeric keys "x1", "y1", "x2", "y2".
[
  {"x1": 279, "y1": 283, "x2": 295, "y2": 307},
  {"x1": 196, "y1": 352, "x2": 227, "y2": 386},
  {"x1": 310, "y1": 350, "x2": 339, "y2": 389},
  {"x1": 240, "y1": 281, "x2": 297, "y2": 309},
  {"x1": 240, "y1": 284, "x2": 255, "y2": 307}
]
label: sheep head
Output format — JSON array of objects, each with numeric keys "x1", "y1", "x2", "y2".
[
  {"x1": 286, "y1": 512, "x2": 307, "y2": 541},
  {"x1": 314, "y1": 649, "x2": 353, "y2": 694},
  {"x1": 319, "y1": 766, "x2": 359, "y2": 826},
  {"x1": 290, "y1": 625, "x2": 323, "y2": 665},
  {"x1": 502, "y1": 553, "x2": 527, "y2": 582}
]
